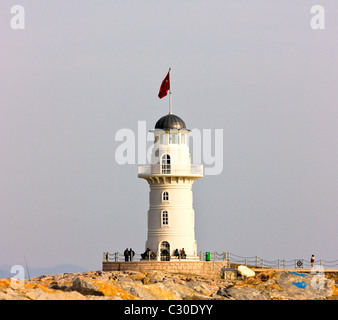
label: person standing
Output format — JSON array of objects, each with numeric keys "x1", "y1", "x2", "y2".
[
  {"x1": 311, "y1": 254, "x2": 315, "y2": 267},
  {"x1": 124, "y1": 248, "x2": 129, "y2": 262},
  {"x1": 129, "y1": 248, "x2": 135, "y2": 261}
]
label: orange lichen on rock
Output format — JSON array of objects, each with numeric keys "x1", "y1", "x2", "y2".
[
  {"x1": 91, "y1": 280, "x2": 140, "y2": 300},
  {"x1": 0, "y1": 279, "x2": 12, "y2": 290},
  {"x1": 332, "y1": 286, "x2": 338, "y2": 296}
]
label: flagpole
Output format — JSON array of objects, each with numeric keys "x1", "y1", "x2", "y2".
[{"x1": 169, "y1": 67, "x2": 172, "y2": 114}]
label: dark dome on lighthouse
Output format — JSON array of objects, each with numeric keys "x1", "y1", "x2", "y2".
[{"x1": 155, "y1": 114, "x2": 187, "y2": 130}]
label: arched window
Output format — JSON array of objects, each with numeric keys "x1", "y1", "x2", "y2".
[
  {"x1": 161, "y1": 210, "x2": 169, "y2": 226},
  {"x1": 161, "y1": 154, "x2": 171, "y2": 174},
  {"x1": 162, "y1": 191, "x2": 169, "y2": 202}
]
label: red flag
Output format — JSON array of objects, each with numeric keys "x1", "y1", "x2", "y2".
[{"x1": 158, "y1": 72, "x2": 170, "y2": 99}]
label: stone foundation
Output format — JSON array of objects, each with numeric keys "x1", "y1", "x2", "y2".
[{"x1": 102, "y1": 261, "x2": 228, "y2": 278}]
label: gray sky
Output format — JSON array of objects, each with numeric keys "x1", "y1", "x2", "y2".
[{"x1": 0, "y1": 1, "x2": 337, "y2": 271}]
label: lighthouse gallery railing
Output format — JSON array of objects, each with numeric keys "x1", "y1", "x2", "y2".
[{"x1": 138, "y1": 164, "x2": 203, "y2": 176}]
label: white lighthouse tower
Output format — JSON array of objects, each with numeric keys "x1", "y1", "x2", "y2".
[{"x1": 138, "y1": 113, "x2": 203, "y2": 261}]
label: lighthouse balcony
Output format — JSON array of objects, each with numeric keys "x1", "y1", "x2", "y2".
[{"x1": 138, "y1": 164, "x2": 203, "y2": 177}]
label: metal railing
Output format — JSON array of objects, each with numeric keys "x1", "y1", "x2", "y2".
[
  {"x1": 138, "y1": 164, "x2": 203, "y2": 176},
  {"x1": 103, "y1": 251, "x2": 338, "y2": 269},
  {"x1": 199, "y1": 252, "x2": 338, "y2": 269}
]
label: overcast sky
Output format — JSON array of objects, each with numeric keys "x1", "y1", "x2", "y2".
[{"x1": 0, "y1": 1, "x2": 337, "y2": 271}]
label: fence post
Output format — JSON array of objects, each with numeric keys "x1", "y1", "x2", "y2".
[
  {"x1": 294, "y1": 260, "x2": 297, "y2": 269},
  {"x1": 262, "y1": 259, "x2": 264, "y2": 268},
  {"x1": 115, "y1": 252, "x2": 119, "y2": 262},
  {"x1": 320, "y1": 259, "x2": 322, "y2": 267},
  {"x1": 278, "y1": 259, "x2": 280, "y2": 269},
  {"x1": 255, "y1": 256, "x2": 258, "y2": 267},
  {"x1": 302, "y1": 259, "x2": 304, "y2": 269},
  {"x1": 214, "y1": 252, "x2": 217, "y2": 261},
  {"x1": 283, "y1": 259, "x2": 285, "y2": 269},
  {"x1": 245, "y1": 258, "x2": 247, "y2": 266},
  {"x1": 223, "y1": 252, "x2": 226, "y2": 261},
  {"x1": 200, "y1": 251, "x2": 203, "y2": 261},
  {"x1": 227, "y1": 253, "x2": 230, "y2": 264}
]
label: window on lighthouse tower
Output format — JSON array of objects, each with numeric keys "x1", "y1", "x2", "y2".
[
  {"x1": 169, "y1": 133, "x2": 178, "y2": 144},
  {"x1": 181, "y1": 133, "x2": 186, "y2": 145},
  {"x1": 161, "y1": 154, "x2": 171, "y2": 174},
  {"x1": 161, "y1": 211, "x2": 169, "y2": 226},
  {"x1": 162, "y1": 191, "x2": 169, "y2": 202}
]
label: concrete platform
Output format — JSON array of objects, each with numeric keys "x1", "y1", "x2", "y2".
[{"x1": 102, "y1": 260, "x2": 228, "y2": 277}]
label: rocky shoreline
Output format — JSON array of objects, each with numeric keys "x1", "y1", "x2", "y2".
[{"x1": 1, "y1": 269, "x2": 337, "y2": 300}]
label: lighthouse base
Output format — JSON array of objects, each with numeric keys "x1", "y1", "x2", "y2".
[{"x1": 102, "y1": 260, "x2": 228, "y2": 278}]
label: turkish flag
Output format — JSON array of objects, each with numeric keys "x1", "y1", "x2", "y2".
[{"x1": 158, "y1": 72, "x2": 170, "y2": 99}]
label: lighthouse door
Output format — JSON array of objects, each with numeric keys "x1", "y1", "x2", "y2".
[{"x1": 160, "y1": 241, "x2": 170, "y2": 261}]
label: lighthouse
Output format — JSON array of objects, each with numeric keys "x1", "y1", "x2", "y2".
[
  {"x1": 102, "y1": 70, "x2": 227, "y2": 275},
  {"x1": 138, "y1": 113, "x2": 203, "y2": 261}
]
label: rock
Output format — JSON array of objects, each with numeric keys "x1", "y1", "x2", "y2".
[
  {"x1": 48, "y1": 281, "x2": 72, "y2": 291},
  {"x1": 0, "y1": 269, "x2": 336, "y2": 300},
  {"x1": 215, "y1": 288, "x2": 235, "y2": 300},
  {"x1": 238, "y1": 266, "x2": 255, "y2": 278},
  {"x1": 226, "y1": 287, "x2": 267, "y2": 300},
  {"x1": 269, "y1": 271, "x2": 334, "y2": 300},
  {"x1": 90, "y1": 279, "x2": 138, "y2": 300},
  {"x1": 118, "y1": 282, "x2": 160, "y2": 300},
  {"x1": 185, "y1": 281, "x2": 213, "y2": 297},
  {"x1": 24, "y1": 288, "x2": 86, "y2": 300},
  {"x1": 260, "y1": 273, "x2": 272, "y2": 282},
  {"x1": 145, "y1": 271, "x2": 166, "y2": 283},
  {"x1": 0, "y1": 287, "x2": 30, "y2": 300},
  {"x1": 130, "y1": 272, "x2": 147, "y2": 282},
  {"x1": 71, "y1": 277, "x2": 104, "y2": 296}
]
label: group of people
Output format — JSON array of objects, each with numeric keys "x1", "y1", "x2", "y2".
[
  {"x1": 173, "y1": 248, "x2": 186, "y2": 259},
  {"x1": 138, "y1": 248, "x2": 188, "y2": 260},
  {"x1": 141, "y1": 248, "x2": 155, "y2": 260},
  {"x1": 123, "y1": 248, "x2": 135, "y2": 261}
]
